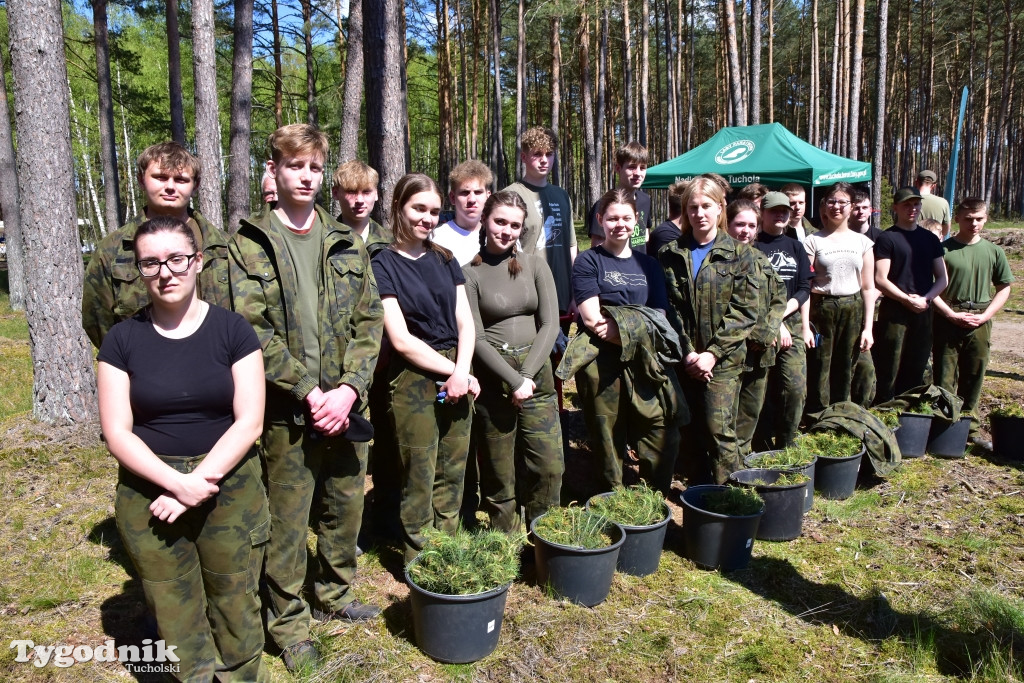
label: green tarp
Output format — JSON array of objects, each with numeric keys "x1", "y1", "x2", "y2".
[{"x1": 643, "y1": 123, "x2": 872, "y2": 190}]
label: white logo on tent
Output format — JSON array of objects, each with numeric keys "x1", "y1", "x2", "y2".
[{"x1": 715, "y1": 140, "x2": 756, "y2": 165}]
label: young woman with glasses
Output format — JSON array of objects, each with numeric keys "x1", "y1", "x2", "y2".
[
  {"x1": 803, "y1": 181, "x2": 877, "y2": 412},
  {"x1": 97, "y1": 215, "x2": 269, "y2": 680}
]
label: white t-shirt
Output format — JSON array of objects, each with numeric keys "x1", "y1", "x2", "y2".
[
  {"x1": 804, "y1": 229, "x2": 873, "y2": 296},
  {"x1": 430, "y1": 220, "x2": 481, "y2": 267}
]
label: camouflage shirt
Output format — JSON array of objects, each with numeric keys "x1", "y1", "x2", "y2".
[
  {"x1": 337, "y1": 216, "x2": 392, "y2": 260},
  {"x1": 660, "y1": 230, "x2": 763, "y2": 373},
  {"x1": 230, "y1": 204, "x2": 383, "y2": 404},
  {"x1": 747, "y1": 250, "x2": 788, "y2": 369},
  {"x1": 81, "y1": 208, "x2": 232, "y2": 349}
]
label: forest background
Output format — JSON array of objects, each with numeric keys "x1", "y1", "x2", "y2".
[
  {"x1": 1, "y1": 0, "x2": 1024, "y2": 425},
  {"x1": 5, "y1": 0, "x2": 1024, "y2": 245}
]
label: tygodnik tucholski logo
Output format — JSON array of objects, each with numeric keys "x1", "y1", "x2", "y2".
[
  {"x1": 715, "y1": 139, "x2": 756, "y2": 165},
  {"x1": 10, "y1": 638, "x2": 180, "y2": 673}
]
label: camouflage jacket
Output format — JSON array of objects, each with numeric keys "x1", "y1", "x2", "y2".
[
  {"x1": 337, "y1": 215, "x2": 393, "y2": 260},
  {"x1": 660, "y1": 230, "x2": 762, "y2": 373},
  {"x1": 230, "y1": 204, "x2": 383, "y2": 405},
  {"x1": 747, "y1": 250, "x2": 788, "y2": 369},
  {"x1": 81, "y1": 208, "x2": 231, "y2": 348}
]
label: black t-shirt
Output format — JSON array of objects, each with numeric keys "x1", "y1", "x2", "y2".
[
  {"x1": 874, "y1": 225, "x2": 944, "y2": 296},
  {"x1": 649, "y1": 220, "x2": 682, "y2": 261},
  {"x1": 572, "y1": 246, "x2": 668, "y2": 309},
  {"x1": 587, "y1": 189, "x2": 653, "y2": 253},
  {"x1": 371, "y1": 247, "x2": 465, "y2": 349},
  {"x1": 859, "y1": 225, "x2": 884, "y2": 243},
  {"x1": 97, "y1": 305, "x2": 261, "y2": 458},
  {"x1": 755, "y1": 231, "x2": 811, "y2": 305}
]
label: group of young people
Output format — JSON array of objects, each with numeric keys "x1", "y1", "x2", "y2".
[{"x1": 80, "y1": 122, "x2": 1012, "y2": 678}]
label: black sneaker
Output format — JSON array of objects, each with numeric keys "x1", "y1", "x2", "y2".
[
  {"x1": 312, "y1": 600, "x2": 381, "y2": 622},
  {"x1": 281, "y1": 639, "x2": 319, "y2": 673}
]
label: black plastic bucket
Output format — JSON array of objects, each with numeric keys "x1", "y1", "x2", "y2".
[
  {"x1": 744, "y1": 451, "x2": 817, "y2": 513},
  {"x1": 586, "y1": 494, "x2": 671, "y2": 576},
  {"x1": 680, "y1": 485, "x2": 764, "y2": 571},
  {"x1": 727, "y1": 469, "x2": 806, "y2": 541},
  {"x1": 991, "y1": 416, "x2": 1024, "y2": 461},
  {"x1": 928, "y1": 417, "x2": 971, "y2": 459},
  {"x1": 814, "y1": 448, "x2": 864, "y2": 499},
  {"x1": 531, "y1": 515, "x2": 625, "y2": 607},
  {"x1": 405, "y1": 564, "x2": 510, "y2": 663},
  {"x1": 896, "y1": 412, "x2": 932, "y2": 458}
]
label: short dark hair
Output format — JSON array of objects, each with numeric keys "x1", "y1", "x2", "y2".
[
  {"x1": 615, "y1": 142, "x2": 649, "y2": 167},
  {"x1": 736, "y1": 183, "x2": 768, "y2": 201},
  {"x1": 851, "y1": 189, "x2": 870, "y2": 204},
  {"x1": 133, "y1": 215, "x2": 198, "y2": 256},
  {"x1": 956, "y1": 197, "x2": 988, "y2": 215}
]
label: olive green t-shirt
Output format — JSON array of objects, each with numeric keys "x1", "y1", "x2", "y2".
[
  {"x1": 942, "y1": 237, "x2": 1014, "y2": 304},
  {"x1": 272, "y1": 212, "x2": 324, "y2": 381}
]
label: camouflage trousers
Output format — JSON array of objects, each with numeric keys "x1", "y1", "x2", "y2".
[
  {"x1": 115, "y1": 451, "x2": 270, "y2": 682},
  {"x1": 872, "y1": 299, "x2": 933, "y2": 404},
  {"x1": 933, "y1": 313, "x2": 992, "y2": 434},
  {"x1": 808, "y1": 292, "x2": 863, "y2": 412},
  {"x1": 389, "y1": 349, "x2": 473, "y2": 562},
  {"x1": 368, "y1": 365, "x2": 401, "y2": 540},
  {"x1": 678, "y1": 367, "x2": 743, "y2": 485},
  {"x1": 475, "y1": 347, "x2": 564, "y2": 531},
  {"x1": 261, "y1": 400, "x2": 368, "y2": 650},
  {"x1": 576, "y1": 344, "x2": 681, "y2": 495},
  {"x1": 851, "y1": 347, "x2": 877, "y2": 408},
  {"x1": 756, "y1": 317, "x2": 807, "y2": 449},
  {"x1": 736, "y1": 361, "x2": 769, "y2": 457}
]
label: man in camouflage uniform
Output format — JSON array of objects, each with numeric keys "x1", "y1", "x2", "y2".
[
  {"x1": 82, "y1": 142, "x2": 231, "y2": 347},
  {"x1": 230, "y1": 125, "x2": 383, "y2": 671},
  {"x1": 331, "y1": 160, "x2": 399, "y2": 540}
]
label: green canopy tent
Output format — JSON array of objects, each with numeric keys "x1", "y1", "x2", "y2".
[{"x1": 643, "y1": 123, "x2": 872, "y2": 193}]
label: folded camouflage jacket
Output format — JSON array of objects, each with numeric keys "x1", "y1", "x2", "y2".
[
  {"x1": 806, "y1": 401, "x2": 901, "y2": 477},
  {"x1": 556, "y1": 304, "x2": 689, "y2": 427}
]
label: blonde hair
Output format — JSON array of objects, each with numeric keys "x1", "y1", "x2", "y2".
[
  {"x1": 333, "y1": 160, "x2": 379, "y2": 192},
  {"x1": 449, "y1": 159, "x2": 494, "y2": 192},
  {"x1": 680, "y1": 177, "x2": 727, "y2": 234},
  {"x1": 267, "y1": 124, "x2": 329, "y2": 164}
]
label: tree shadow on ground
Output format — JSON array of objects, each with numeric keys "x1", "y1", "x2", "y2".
[
  {"x1": 89, "y1": 517, "x2": 162, "y2": 682},
  {"x1": 730, "y1": 556, "x2": 1023, "y2": 678}
]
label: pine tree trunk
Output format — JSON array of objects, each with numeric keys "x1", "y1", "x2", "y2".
[
  {"x1": 724, "y1": 0, "x2": 746, "y2": 126},
  {"x1": 339, "y1": 0, "x2": 365, "y2": 162},
  {"x1": 470, "y1": 0, "x2": 482, "y2": 160},
  {"x1": 364, "y1": 0, "x2": 408, "y2": 225},
  {"x1": 515, "y1": 0, "x2": 525, "y2": 182},
  {"x1": 622, "y1": 0, "x2": 634, "y2": 140},
  {"x1": 226, "y1": 0, "x2": 253, "y2": 232},
  {"x1": 272, "y1": 0, "x2": 283, "y2": 128},
  {"x1": 550, "y1": 15, "x2": 562, "y2": 185},
  {"x1": 488, "y1": 0, "x2": 507, "y2": 187},
  {"x1": 640, "y1": 0, "x2": 650, "y2": 145},
  {"x1": 92, "y1": 0, "x2": 122, "y2": 229},
  {"x1": 437, "y1": 0, "x2": 453, "y2": 187},
  {"x1": 750, "y1": 0, "x2": 762, "y2": 125},
  {"x1": 985, "y1": 7, "x2": 1015, "y2": 206},
  {"x1": 872, "y1": 0, "x2": 889, "y2": 227},
  {"x1": 768, "y1": 0, "x2": 774, "y2": 122},
  {"x1": 0, "y1": 50, "x2": 25, "y2": 311},
  {"x1": 301, "y1": 0, "x2": 317, "y2": 126},
  {"x1": 166, "y1": 0, "x2": 186, "y2": 145},
  {"x1": 192, "y1": 0, "x2": 222, "y2": 228},
  {"x1": 665, "y1": 0, "x2": 676, "y2": 156},
  {"x1": 847, "y1": 0, "x2": 865, "y2": 158},
  {"x1": 596, "y1": 8, "x2": 608, "y2": 183},
  {"x1": 827, "y1": 4, "x2": 840, "y2": 152},
  {"x1": 8, "y1": 0, "x2": 98, "y2": 424},
  {"x1": 810, "y1": 0, "x2": 820, "y2": 144},
  {"x1": 579, "y1": 11, "x2": 600, "y2": 211}
]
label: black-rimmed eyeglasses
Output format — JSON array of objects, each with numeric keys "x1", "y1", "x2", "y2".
[{"x1": 137, "y1": 253, "x2": 197, "y2": 277}]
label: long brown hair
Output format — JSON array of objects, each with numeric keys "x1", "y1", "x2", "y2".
[
  {"x1": 470, "y1": 191, "x2": 528, "y2": 278},
  {"x1": 389, "y1": 173, "x2": 453, "y2": 261}
]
